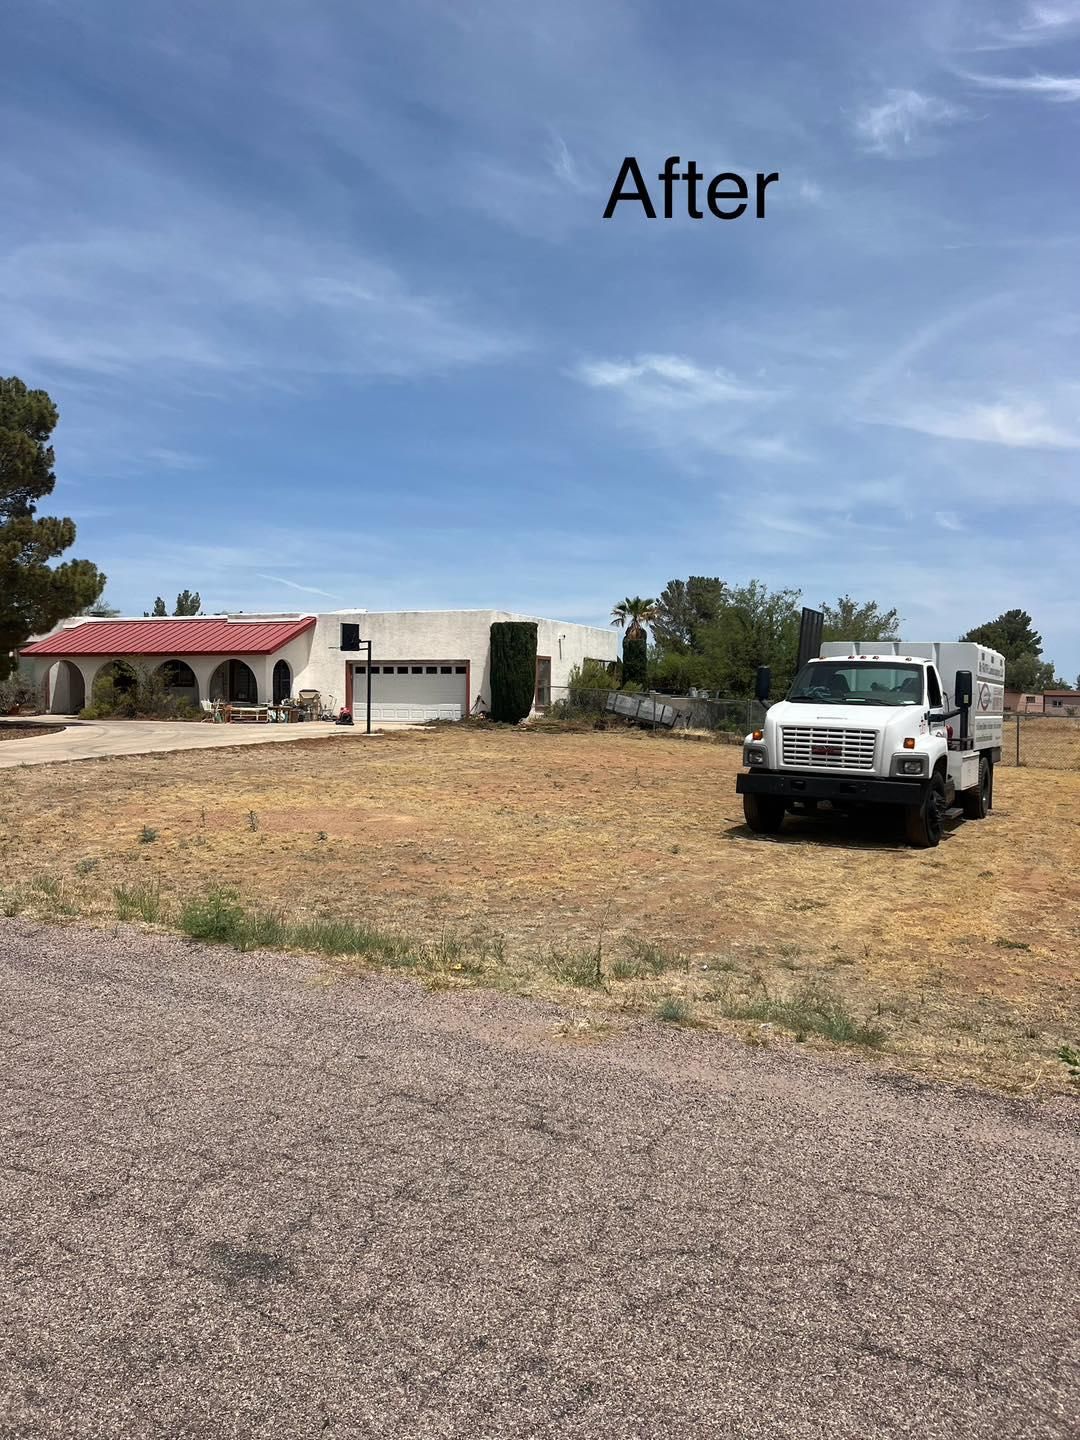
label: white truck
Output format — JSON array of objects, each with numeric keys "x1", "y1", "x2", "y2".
[{"x1": 736, "y1": 641, "x2": 1005, "y2": 848}]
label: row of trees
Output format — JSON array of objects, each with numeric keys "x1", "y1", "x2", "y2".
[
  {"x1": 610, "y1": 584, "x2": 1071, "y2": 698},
  {"x1": 609, "y1": 583, "x2": 902, "y2": 698}
]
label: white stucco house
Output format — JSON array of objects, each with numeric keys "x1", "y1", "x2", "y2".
[{"x1": 20, "y1": 609, "x2": 618, "y2": 722}]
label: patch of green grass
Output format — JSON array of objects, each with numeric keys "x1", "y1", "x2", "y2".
[
  {"x1": 610, "y1": 938, "x2": 688, "y2": 980},
  {"x1": 994, "y1": 937, "x2": 1030, "y2": 951},
  {"x1": 656, "y1": 996, "x2": 692, "y2": 1024},
  {"x1": 1, "y1": 888, "x2": 23, "y2": 917},
  {"x1": 721, "y1": 981, "x2": 887, "y2": 1048},
  {"x1": 544, "y1": 944, "x2": 603, "y2": 988},
  {"x1": 288, "y1": 915, "x2": 413, "y2": 963},
  {"x1": 1058, "y1": 1044, "x2": 1080, "y2": 1085},
  {"x1": 113, "y1": 880, "x2": 164, "y2": 924},
  {"x1": 32, "y1": 875, "x2": 78, "y2": 916},
  {"x1": 75, "y1": 857, "x2": 99, "y2": 876},
  {"x1": 139, "y1": 826, "x2": 158, "y2": 844},
  {"x1": 179, "y1": 888, "x2": 249, "y2": 945}
]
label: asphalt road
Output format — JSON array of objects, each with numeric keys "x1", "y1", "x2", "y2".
[{"x1": 1, "y1": 921, "x2": 1076, "y2": 1440}]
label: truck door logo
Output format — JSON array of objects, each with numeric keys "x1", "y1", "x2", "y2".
[{"x1": 978, "y1": 683, "x2": 991, "y2": 712}]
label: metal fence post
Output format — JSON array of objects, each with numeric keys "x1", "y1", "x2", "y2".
[{"x1": 1016, "y1": 713, "x2": 1021, "y2": 767}]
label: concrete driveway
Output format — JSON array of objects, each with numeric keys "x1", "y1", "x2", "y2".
[
  {"x1": 1, "y1": 919, "x2": 1076, "y2": 1439},
  {"x1": 0, "y1": 716, "x2": 380, "y2": 768}
]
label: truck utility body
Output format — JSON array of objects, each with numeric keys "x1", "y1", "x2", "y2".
[{"x1": 736, "y1": 641, "x2": 1005, "y2": 848}]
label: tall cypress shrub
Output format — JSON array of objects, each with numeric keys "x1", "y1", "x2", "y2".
[
  {"x1": 622, "y1": 633, "x2": 647, "y2": 689},
  {"x1": 489, "y1": 621, "x2": 538, "y2": 724}
]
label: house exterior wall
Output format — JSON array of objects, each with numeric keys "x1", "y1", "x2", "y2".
[
  {"x1": 1004, "y1": 690, "x2": 1044, "y2": 714},
  {"x1": 292, "y1": 611, "x2": 618, "y2": 715},
  {"x1": 27, "y1": 610, "x2": 618, "y2": 717}
]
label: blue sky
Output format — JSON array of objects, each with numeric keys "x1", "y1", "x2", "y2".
[{"x1": 4, "y1": 0, "x2": 1079, "y2": 676}]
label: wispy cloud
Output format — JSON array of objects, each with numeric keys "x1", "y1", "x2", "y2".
[
  {"x1": 573, "y1": 353, "x2": 801, "y2": 461},
  {"x1": 255, "y1": 574, "x2": 344, "y2": 601},
  {"x1": 0, "y1": 122, "x2": 522, "y2": 386},
  {"x1": 960, "y1": 70, "x2": 1080, "y2": 100},
  {"x1": 934, "y1": 510, "x2": 964, "y2": 531},
  {"x1": 879, "y1": 398, "x2": 1080, "y2": 449},
  {"x1": 854, "y1": 90, "x2": 963, "y2": 154},
  {"x1": 965, "y1": 1, "x2": 1080, "y2": 50}
]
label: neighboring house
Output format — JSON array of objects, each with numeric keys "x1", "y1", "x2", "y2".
[
  {"x1": 1042, "y1": 690, "x2": 1080, "y2": 715},
  {"x1": 19, "y1": 610, "x2": 618, "y2": 721},
  {"x1": 1004, "y1": 690, "x2": 1044, "y2": 714}
]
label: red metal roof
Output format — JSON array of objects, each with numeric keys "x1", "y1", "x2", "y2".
[{"x1": 20, "y1": 616, "x2": 316, "y2": 658}]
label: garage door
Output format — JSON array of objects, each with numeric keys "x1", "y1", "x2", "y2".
[{"x1": 353, "y1": 662, "x2": 467, "y2": 723}]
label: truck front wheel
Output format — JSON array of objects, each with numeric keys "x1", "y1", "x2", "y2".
[
  {"x1": 961, "y1": 757, "x2": 992, "y2": 820},
  {"x1": 744, "y1": 792, "x2": 786, "y2": 835},
  {"x1": 905, "y1": 773, "x2": 946, "y2": 849}
]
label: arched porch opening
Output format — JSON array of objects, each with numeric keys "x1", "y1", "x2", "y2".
[
  {"x1": 209, "y1": 659, "x2": 259, "y2": 704},
  {"x1": 155, "y1": 659, "x2": 200, "y2": 704},
  {"x1": 50, "y1": 660, "x2": 86, "y2": 714},
  {"x1": 272, "y1": 659, "x2": 292, "y2": 704},
  {"x1": 91, "y1": 660, "x2": 138, "y2": 707}
]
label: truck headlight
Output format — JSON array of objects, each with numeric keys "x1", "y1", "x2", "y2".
[
  {"x1": 891, "y1": 755, "x2": 928, "y2": 777},
  {"x1": 744, "y1": 745, "x2": 767, "y2": 766}
]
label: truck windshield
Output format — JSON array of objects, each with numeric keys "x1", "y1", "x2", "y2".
[{"x1": 787, "y1": 661, "x2": 924, "y2": 706}]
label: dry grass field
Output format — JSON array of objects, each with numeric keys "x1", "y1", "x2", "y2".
[{"x1": 1, "y1": 724, "x2": 1078, "y2": 1093}]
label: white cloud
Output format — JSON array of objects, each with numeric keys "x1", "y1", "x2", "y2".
[
  {"x1": 934, "y1": 510, "x2": 964, "y2": 531},
  {"x1": 960, "y1": 70, "x2": 1080, "y2": 100},
  {"x1": 575, "y1": 354, "x2": 764, "y2": 405},
  {"x1": 979, "y1": 1, "x2": 1080, "y2": 48},
  {"x1": 854, "y1": 90, "x2": 963, "y2": 154},
  {"x1": 0, "y1": 223, "x2": 519, "y2": 383},
  {"x1": 573, "y1": 353, "x2": 802, "y2": 461},
  {"x1": 255, "y1": 574, "x2": 344, "y2": 601},
  {"x1": 881, "y1": 399, "x2": 1080, "y2": 449}
]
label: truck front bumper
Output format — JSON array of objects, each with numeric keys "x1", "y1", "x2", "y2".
[{"x1": 736, "y1": 770, "x2": 926, "y2": 807}]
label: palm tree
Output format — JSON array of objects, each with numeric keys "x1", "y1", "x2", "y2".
[{"x1": 611, "y1": 596, "x2": 658, "y2": 640}]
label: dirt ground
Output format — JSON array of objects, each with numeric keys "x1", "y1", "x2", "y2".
[{"x1": 1, "y1": 724, "x2": 1077, "y2": 1092}]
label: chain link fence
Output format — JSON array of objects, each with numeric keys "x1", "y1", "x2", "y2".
[
  {"x1": 999, "y1": 713, "x2": 1080, "y2": 769},
  {"x1": 544, "y1": 687, "x2": 766, "y2": 739}
]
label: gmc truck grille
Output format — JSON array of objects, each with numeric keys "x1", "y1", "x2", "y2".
[{"x1": 780, "y1": 726, "x2": 877, "y2": 771}]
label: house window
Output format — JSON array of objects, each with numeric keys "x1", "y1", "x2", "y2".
[
  {"x1": 440, "y1": 666, "x2": 452, "y2": 674},
  {"x1": 411, "y1": 666, "x2": 423, "y2": 674},
  {"x1": 426, "y1": 666, "x2": 437, "y2": 674},
  {"x1": 454, "y1": 666, "x2": 466, "y2": 674},
  {"x1": 397, "y1": 666, "x2": 409, "y2": 674},
  {"x1": 354, "y1": 666, "x2": 366, "y2": 675}
]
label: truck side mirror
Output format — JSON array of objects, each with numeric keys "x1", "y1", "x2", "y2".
[
  {"x1": 954, "y1": 669, "x2": 973, "y2": 710},
  {"x1": 755, "y1": 665, "x2": 771, "y2": 703}
]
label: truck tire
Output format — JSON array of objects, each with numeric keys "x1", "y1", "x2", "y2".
[
  {"x1": 744, "y1": 793, "x2": 785, "y2": 835},
  {"x1": 905, "y1": 772, "x2": 946, "y2": 849},
  {"x1": 961, "y1": 757, "x2": 991, "y2": 820}
]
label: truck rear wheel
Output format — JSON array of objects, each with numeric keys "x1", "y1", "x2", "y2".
[
  {"x1": 961, "y1": 757, "x2": 992, "y2": 820},
  {"x1": 905, "y1": 773, "x2": 946, "y2": 849},
  {"x1": 744, "y1": 793, "x2": 785, "y2": 835}
]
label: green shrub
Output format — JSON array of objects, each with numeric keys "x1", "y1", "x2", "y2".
[
  {"x1": 489, "y1": 621, "x2": 538, "y2": 724},
  {"x1": 85, "y1": 663, "x2": 201, "y2": 720},
  {"x1": 622, "y1": 633, "x2": 647, "y2": 688},
  {"x1": 0, "y1": 674, "x2": 44, "y2": 714},
  {"x1": 179, "y1": 887, "x2": 249, "y2": 944}
]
